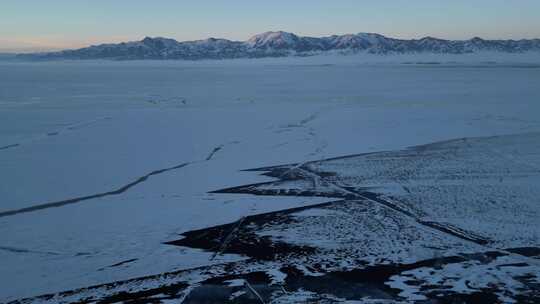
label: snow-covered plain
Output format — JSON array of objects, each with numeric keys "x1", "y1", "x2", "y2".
[{"x1": 1, "y1": 53, "x2": 540, "y2": 302}]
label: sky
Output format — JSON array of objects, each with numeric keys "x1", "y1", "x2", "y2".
[{"x1": 2, "y1": 0, "x2": 540, "y2": 52}]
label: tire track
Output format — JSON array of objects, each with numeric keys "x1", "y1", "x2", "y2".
[
  {"x1": 0, "y1": 143, "x2": 230, "y2": 218},
  {"x1": 298, "y1": 166, "x2": 492, "y2": 245},
  {"x1": 0, "y1": 117, "x2": 111, "y2": 153},
  {"x1": 0, "y1": 246, "x2": 60, "y2": 256},
  {"x1": 0, "y1": 162, "x2": 190, "y2": 218},
  {"x1": 213, "y1": 164, "x2": 492, "y2": 246},
  {"x1": 0, "y1": 144, "x2": 20, "y2": 151},
  {"x1": 206, "y1": 145, "x2": 224, "y2": 161}
]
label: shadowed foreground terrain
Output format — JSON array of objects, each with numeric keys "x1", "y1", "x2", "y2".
[{"x1": 9, "y1": 133, "x2": 540, "y2": 303}]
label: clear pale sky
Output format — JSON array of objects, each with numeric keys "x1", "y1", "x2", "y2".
[{"x1": 2, "y1": 0, "x2": 540, "y2": 52}]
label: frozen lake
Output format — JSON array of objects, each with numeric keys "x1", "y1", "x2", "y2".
[{"x1": 1, "y1": 55, "x2": 540, "y2": 302}]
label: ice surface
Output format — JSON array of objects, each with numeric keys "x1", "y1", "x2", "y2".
[{"x1": 1, "y1": 54, "x2": 540, "y2": 302}]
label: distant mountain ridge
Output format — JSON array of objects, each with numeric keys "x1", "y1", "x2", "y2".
[{"x1": 18, "y1": 31, "x2": 540, "y2": 60}]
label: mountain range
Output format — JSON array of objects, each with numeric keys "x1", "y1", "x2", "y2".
[{"x1": 18, "y1": 31, "x2": 540, "y2": 60}]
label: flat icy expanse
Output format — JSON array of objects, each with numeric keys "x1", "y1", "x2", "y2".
[{"x1": 1, "y1": 53, "x2": 540, "y2": 302}]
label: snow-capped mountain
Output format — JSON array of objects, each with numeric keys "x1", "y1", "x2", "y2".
[
  {"x1": 18, "y1": 31, "x2": 540, "y2": 60},
  {"x1": 247, "y1": 31, "x2": 300, "y2": 49}
]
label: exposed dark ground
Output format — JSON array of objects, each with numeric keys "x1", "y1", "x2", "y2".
[{"x1": 8, "y1": 134, "x2": 540, "y2": 304}]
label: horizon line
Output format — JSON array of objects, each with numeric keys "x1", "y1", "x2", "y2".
[{"x1": 3, "y1": 31, "x2": 540, "y2": 54}]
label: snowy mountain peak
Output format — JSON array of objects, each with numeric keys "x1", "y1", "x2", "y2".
[
  {"x1": 140, "y1": 36, "x2": 179, "y2": 49},
  {"x1": 328, "y1": 33, "x2": 390, "y2": 49},
  {"x1": 247, "y1": 31, "x2": 300, "y2": 49},
  {"x1": 355, "y1": 32, "x2": 388, "y2": 43},
  {"x1": 419, "y1": 36, "x2": 444, "y2": 41},
  {"x1": 141, "y1": 36, "x2": 171, "y2": 43}
]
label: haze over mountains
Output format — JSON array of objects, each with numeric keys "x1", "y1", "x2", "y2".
[{"x1": 18, "y1": 31, "x2": 540, "y2": 60}]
